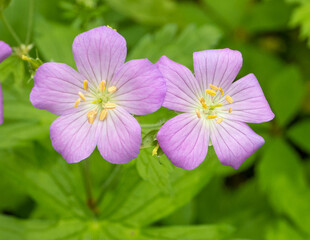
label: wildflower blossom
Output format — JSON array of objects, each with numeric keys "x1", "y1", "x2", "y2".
[
  {"x1": 156, "y1": 49, "x2": 274, "y2": 170},
  {"x1": 30, "y1": 26, "x2": 165, "y2": 164},
  {"x1": 0, "y1": 41, "x2": 12, "y2": 124}
]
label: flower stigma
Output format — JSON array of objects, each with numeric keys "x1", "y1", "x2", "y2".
[{"x1": 196, "y1": 84, "x2": 234, "y2": 124}]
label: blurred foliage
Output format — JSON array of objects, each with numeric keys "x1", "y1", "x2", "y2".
[{"x1": 0, "y1": 0, "x2": 309, "y2": 239}]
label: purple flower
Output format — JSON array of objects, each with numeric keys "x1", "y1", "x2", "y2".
[
  {"x1": 0, "y1": 41, "x2": 12, "y2": 124},
  {"x1": 30, "y1": 26, "x2": 165, "y2": 164},
  {"x1": 156, "y1": 49, "x2": 274, "y2": 170}
]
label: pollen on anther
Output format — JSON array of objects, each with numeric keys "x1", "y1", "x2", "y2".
[
  {"x1": 78, "y1": 91, "x2": 86, "y2": 101},
  {"x1": 229, "y1": 108, "x2": 232, "y2": 113},
  {"x1": 207, "y1": 115, "x2": 217, "y2": 119},
  {"x1": 196, "y1": 109, "x2": 201, "y2": 118},
  {"x1": 206, "y1": 89, "x2": 216, "y2": 96},
  {"x1": 216, "y1": 117, "x2": 223, "y2": 124},
  {"x1": 108, "y1": 86, "x2": 117, "y2": 93},
  {"x1": 209, "y1": 84, "x2": 219, "y2": 91},
  {"x1": 104, "y1": 102, "x2": 116, "y2": 109},
  {"x1": 225, "y1": 95, "x2": 233, "y2": 104},
  {"x1": 74, "y1": 98, "x2": 81, "y2": 108},
  {"x1": 87, "y1": 110, "x2": 97, "y2": 124},
  {"x1": 100, "y1": 80, "x2": 106, "y2": 92},
  {"x1": 199, "y1": 97, "x2": 207, "y2": 109},
  {"x1": 99, "y1": 110, "x2": 107, "y2": 121},
  {"x1": 219, "y1": 87, "x2": 224, "y2": 95},
  {"x1": 83, "y1": 80, "x2": 88, "y2": 91}
]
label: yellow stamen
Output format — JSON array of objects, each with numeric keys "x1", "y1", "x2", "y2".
[
  {"x1": 104, "y1": 102, "x2": 116, "y2": 109},
  {"x1": 219, "y1": 87, "x2": 224, "y2": 95},
  {"x1": 229, "y1": 108, "x2": 232, "y2": 113},
  {"x1": 87, "y1": 110, "x2": 97, "y2": 124},
  {"x1": 196, "y1": 109, "x2": 201, "y2": 118},
  {"x1": 199, "y1": 97, "x2": 208, "y2": 109},
  {"x1": 108, "y1": 86, "x2": 117, "y2": 93},
  {"x1": 216, "y1": 117, "x2": 223, "y2": 124},
  {"x1": 99, "y1": 110, "x2": 107, "y2": 121},
  {"x1": 78, "y1": 91, "x2": 86, "y2": 101},
  {"x1": 209, "y1": 84, "x2": 219, "y2": 91},
  {"x1": 152, "y1": 143, "x2": 160, "y2": 156},
  {"x1": 207, "y1": 115, "x2": 217, "y2": 119},
  {"x1": 206, "y1": 89, "x2": 216, "y2": 96},
  {"x1": 83, "y1": 80, "x2": 88, "y2": 91},
  {"x1": 87, "y1": 110, "x2": 97, "y2": 117},
  {"x1": 74, "y1": 98, "x2": 81, "y2": 108},
  {"x1": 100, "y1": 80, "x2": 106, "y2": 92},
  {"x1": 225, "y1": 95, "x2": 233, "y2": 104}
]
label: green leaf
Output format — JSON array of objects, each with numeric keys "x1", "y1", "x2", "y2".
[
  {"x1": 0, "y1": 56, "x2": 25, "y2": 86},
  {"x1": 0, "y1": 214, "x2": 234, "y2": 240},
  {"x1": 202, "y1": 0, "x2": 250, "y2": 29},
  {"x1": 34, "y1": 16, "x2": 80, "y2": 67},
  {"x1": 136, "y1": 149, "x2": 174, "y2": 192},
  {"x1": 290, "y1": 1, "x2": 310, "y2": 47},
  {"x1": 101, "y1": 148, "x2": 218, "y2": 227},
  {"x1": 257, "y1": 138, "x2": 310, "y2": 236},
  {"x1": 287, "y1": 119, "x2": 310, "y2": 154},
  {"x1": 105, "y1": 0, "x2": 176, "y2": 26},
  {"x1": 0, "y1": 151, "x2": 91, "y2": 218},
  {"x1": 129, "y1": 24, "x2": 222, "y2": 67},
  {"x1": 266, "y1": 220, "x2": 305, "y2": 240},
  {"x1": 244, "y1": 0, "x2": 292, "y2": 33},
  {"x1": 268, "y1": 66, "x2": 305, "y2": 127},
  {"x1": 0, "y1": 0, "x2": 11, "y2": 11},
  {"x1": 143, "y1": 224, "x2": 234, "y2": 240}
]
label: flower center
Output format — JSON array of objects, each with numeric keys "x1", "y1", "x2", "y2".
[
  {"x1": 73, "y1": 80, "x2": 118, "y2": 124},
  {"x1": 196, "y1": 84, "x2": 233, "y2": 124}
]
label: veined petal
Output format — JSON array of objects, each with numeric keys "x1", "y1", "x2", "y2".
[
  {"x1": 30, "y1": 63, "x2": 86, "y2": 115},
  {"x1": 193, "y1": 49, "x2": 242, "y2": 92},
  {"x1": 0, "y1": 84, "x2": 3, "y2": 125},
  {"x1": 210, "y1": 120, "x2": 264, "y2": 169},
  {"x1": 50, "y1": 108, "x2": 98, "y2": 163},
  {"x1": 0, "y1": 41, "x2": 12, "y2": 63},
  {"x1": 156, "y1": 56, "x2": 201, "y2": 112},
  {"x1": 73, "y1": 26, "x2": 126, "y2": 86},
  {"x1": 96, "y1": 106, "x2": 141, "y2": 164},
  {"x1": 221, "y1": 74, "x2": 274, "y2": 123},
  {"x1": 111, "y1": 59, "x2": 166, "y2": 115},
  {"x1": 157, "y1": 113, "x2": 209, "y2": 170}
]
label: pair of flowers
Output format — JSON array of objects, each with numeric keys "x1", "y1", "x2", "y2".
[{"x1": 3, "y1": 26, "x2": 274, "y2": 170}]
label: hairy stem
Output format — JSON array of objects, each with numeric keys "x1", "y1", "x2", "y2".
[{"x1": 26, "y1": 0, "x2": 34, "y2": 44}]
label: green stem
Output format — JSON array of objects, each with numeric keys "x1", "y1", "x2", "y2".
[
  {"x1": 81, "y1": 160, "x2": 97, "y2": 214},
  {"x1": 96, "y1": 165, "x2": 121, "y2": 206},
  {"x1": 25, "y1": 0, "x2": 34, "y2": 44},
  {"x1": 0, "y1": 12, "x2": 22, "y2": 45}
]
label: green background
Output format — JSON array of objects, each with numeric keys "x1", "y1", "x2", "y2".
[{"x1": 0, "y1": 0, "x2": 310, "y2": 239}]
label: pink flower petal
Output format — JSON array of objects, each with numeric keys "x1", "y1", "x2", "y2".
[
  {"x1": 96, "y1": 106, "x2": 141, "y2": 164},
  {"x1": 30, "y1": 63, "x2": 86, "y2": 115},
  {"x1": 193, "y1": 48, "x2": 242, "y2": 92},
  {"x1": 157, "y1": 113, "x2": 209, "y2": 170},
  {"x1": 156, "y1": 56, "x2": 201, "y2": 112},
  {"x1": 210, "y1": 120, "x2": 264, "y2": 169},
  {"x1": 50, "y1": 108, "x2": 98, "y2": 163},
  {"x1": 222, "y1": 74, "x2": 275, "y2": 123},
  {"x1": 111, "y1": 59, "x2": 166, "y2": 115},
  {"x1": 73, "y1": 26, "x2": 126, "y2": 87},
  {"x1": 0, "y1": 41, "x2": 12, "y2": 63}
]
